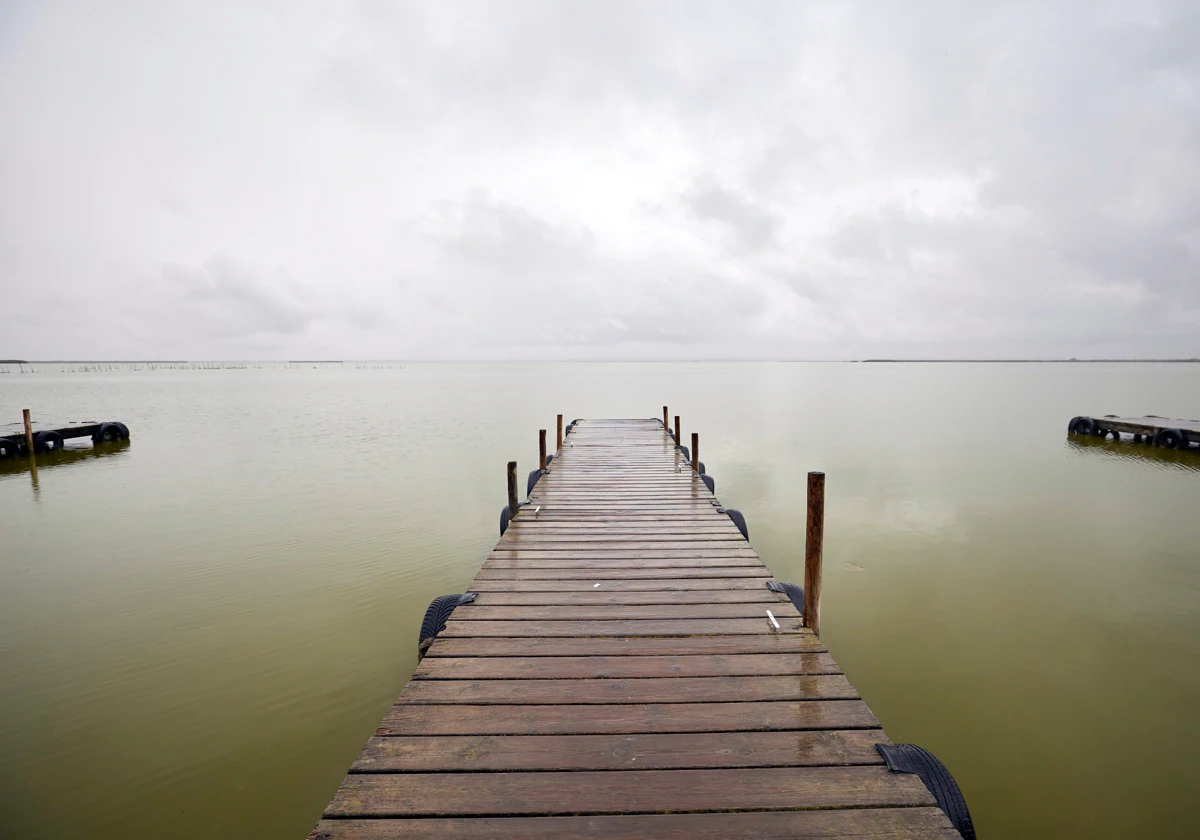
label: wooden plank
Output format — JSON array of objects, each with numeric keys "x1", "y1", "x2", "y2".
[
  {"x1": 311, "y1": 809, "x2": 961, "y2": 840},
  {"x1": 470, "y1": 590, "x2": 788, "y2": 604},
  {"x1": 425, "y1": 634, "x2": 827, "y2": 657},
  {"x1": 378, "y1": 700, "x2": 877, "y2": 735},
  {"x1": 352, "y1": 729, "x2": 885, "y2": 771},
  {"x1": 467, "y1": 578, "x2": 781, "y2": 592},
  {"x1": 499, "y1": 533, "x2": 745, "y2": 542},
  {"x1": 472, "y1": 568, "x2": 773, "y2": 580},
  {"x1": 485, "y1": 555, "x2": 762, "y2": 566},
  {"x1": 451, "y1": 603, "x2": 800, "y2": 620},
  {"x1": 416, "y1": 652, "x2": 838, "y2": 678},
  {"x1": 440, "y1": 618, "x2": 801, "y2": 637},
  {"x1": 398, "y1": 674, "x2": 856, "y2": 704},
  {"x1": 505, "y1": 524, "x2": 742, "y2": 533},
  {"x1": 324, "y1": 766, "x2": 932, "y2": 817}
]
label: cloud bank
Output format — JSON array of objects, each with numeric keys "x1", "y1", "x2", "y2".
[{"x1": 1, "y1": 0, "x2": 1197, "y2": 359}]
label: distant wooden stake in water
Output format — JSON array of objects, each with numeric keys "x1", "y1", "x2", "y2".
[
  {"x1": 557, "y1": 415, "x2": 563, "y2": 450},
  {"x1": 691, "y1": 432, "x2": 699, "y2": 474},
  {"x1": 539, "y1": 429, "x2": 547, "y2": 471},
  {"x1": 663, "y1": 406, "x2": 668, "y2": 430},
  {"x1": 507, "y1": 461, "x2": 518, "y2": 516},
  {"x1": 804, "y1": 471, "x2": 825, "y2": 636},
  {"x1": 674, "y1": 415, "x2": 681, "y2": 445}
]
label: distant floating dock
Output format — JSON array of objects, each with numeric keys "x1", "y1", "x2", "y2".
[
  {"x1": 309, "y1": 417, "x2": 973, "y2": 839},
  {"x1": 1068, "y1": 415, "x2": 1198, "y2": 449},
  {"x1": 0, "y1": 413, "x2": 130, "y2": 459}
]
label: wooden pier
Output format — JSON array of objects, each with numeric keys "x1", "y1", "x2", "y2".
[
  {"x1": 310, "y1": 418, "x2": 967, "y2": 839},
  {"x1": 1068, "y1": 414, "x2": 1198, "y2": 449},
  {"x1": 0, "y1": 414, "x2": 129, "y2": 458}
]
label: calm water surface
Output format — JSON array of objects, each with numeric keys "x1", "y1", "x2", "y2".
[{"x1": 1, "y1": 362, "x2": 1198, "y2": 838}]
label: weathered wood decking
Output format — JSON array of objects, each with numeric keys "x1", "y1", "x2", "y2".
[{"x1": 311, "y1": 419, "x2": 960, "y2": 839}]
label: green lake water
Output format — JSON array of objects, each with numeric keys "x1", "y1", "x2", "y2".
[{"x1": 1, "y1": 362, "x2": 1198, "y2": 837}]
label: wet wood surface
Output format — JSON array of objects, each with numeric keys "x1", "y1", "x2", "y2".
[{"x1": 312, "y1": 419, "x2": 959, "y2": 838}]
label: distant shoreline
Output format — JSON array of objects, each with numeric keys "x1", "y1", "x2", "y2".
[{"x1": 2, "y1": 358, "x2": 1197, "y2": 364}]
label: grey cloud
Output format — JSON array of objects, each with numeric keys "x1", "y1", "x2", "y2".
[
  {"x1": 160, "y1": 259, "x2": 314, "y2": 338},
  {"x1": 682, "y1": 179, "x2": 780, "y2": 252}
]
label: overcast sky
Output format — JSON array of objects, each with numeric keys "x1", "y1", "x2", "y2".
[{"x1": 1, "y1": 1, "x2": 1197, "y2": 360}]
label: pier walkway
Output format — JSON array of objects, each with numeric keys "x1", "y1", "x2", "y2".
[{"x1": 310, "y1": 419, "x2": 962, "y2": 839}]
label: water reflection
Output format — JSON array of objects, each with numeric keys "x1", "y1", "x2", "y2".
[
  {"x1": 0, "y1": 440, "x2": 131, "y2": 477},
  {"x1": 1065, "y1": 435, "x2": 1200, "y2": 473}
]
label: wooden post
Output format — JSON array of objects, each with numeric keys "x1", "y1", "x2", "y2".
[
  {"x1": 557, "y1": 415, "x2": 563, "y2": 450},
  {"x1": 691, "y1": 432, "x2": 699, "y2": 474},
  {"x1": 674, "y1": 415, "x2": 681, "y2": 445},
  {"x1": 804, "y1": 471, "x2": 825, "y2": 636},
  {"x1": 663, "y1": 406, "x2": 668, "y2": 431},
  {"x1": 539, "y1": 429, "x2": 547, "y2": 471},
  {"x1": 507, "y1": 461, "x2": 519, "y2": 517},
  {"x1": 22, "y1": 409, "x2": 34, "y2": 454}
]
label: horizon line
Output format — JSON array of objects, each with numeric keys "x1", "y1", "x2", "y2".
[{"x1": 3, "y1": 358, "x2": 1199, "y2": 365}]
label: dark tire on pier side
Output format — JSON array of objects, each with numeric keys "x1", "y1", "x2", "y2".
[
  {"x1": 677, "y1": 445, "x2": 689, "y2": 461},
  {"x1": 1073, "y1": 417, "x2": 1097, "y2": 435},
  {"x1": 1156, "y1": 428, "x2": 1188, "y2": 449},
  {"x1": 0, "y1": 437, "x2": 21, "y2": 458},
  {"x1": 114, "y1": 422, "x2": 130, "y2": 440},
  {"x1": 527, "y1": 469, "x2": 546, "y2": 496},
  {"x1": 876, "y1": 744, "x2": 976, "y2": 840},
  {"x1": 701, "y1": 474, "x2": 715, "y2": 493},
  {"x1": 93, "y1": 422, "x2": 122, "y2": 444},
  {"x1": 1067, "y1": 416, "x2": 1083, "y2": 433},
  {"x1": 724, "y1": 508, "x2": 749, "y2": 541},
  {"x1": 32, "y1": 430, "x2": 64, "y2": 453},
  {"x1": 418, "y1": 593, "x2": 477, "y2": 658}
]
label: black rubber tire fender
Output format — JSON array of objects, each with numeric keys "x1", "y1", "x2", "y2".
[
  {"x1": 33, "y1": 430, "x2": 64, "y2": 453},
  {"x1": 418, "y1": 593, "x2": 478, "y2": 654},
  {"x1": 114, "y1": 421, "x2": 130, "y2": 440},
  {"x1": 527, "y1": 468, "x2": 546, "y2": 496},
  {"x1": 1156, "y1": 428, "x2": 1187, "y2": 449},
  {"x1": 93, "y1": 422, "x2": 121, "y2": 444},
  {"x1": 500, "y1": 505, "x2": 511, "y2": 536},
  {"x1": 724, "y1": 508, "x2": 749, "y2": 540},
  {"x1": 1073, "y1": 417, "x2": 1097, "y2": 435},
  {"x1": 0, "y1": 437, "x2": 21, "y2": 458},
  {"x1": 766, "y1": 580, "x2": 804, "y2": 618},
  {"x1": 677, "y1": 445, "x2": 689, "y2": 461},
  {"x1": 701, "y1": 474, "x2": 715, "y2": 493},
  {"x1": 876, "y1": 744, "x2": 975, "y2": 839},
  {"x1": 1067, "y1": 416, "x2": 1083, "y2": 433}
]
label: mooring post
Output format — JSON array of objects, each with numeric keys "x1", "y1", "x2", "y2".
[
  {"x1": 557, "y1": 415, "x2": 563, "y2": 450},
  {"x1": 507, "y1": 461, "x2": 519, "y2": 517},
  {"x1": 663, "y1": 406, "x2": 668, "y2": 431},
  {"x1": 804, "y1": 471, "x2": 825, "y2": 636},
  {"x1": 539, "y1": 429, "x2": 547, "y2": 471},
  {"x1": 674, "y1": 415, "x2": 681, "y2": 445},
  {"x1": 22, "y1": 409, "x2": 34, "y2": 455},
  {"x1": 691, "y1": 432, "x2": 699, "y2": 474}
]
